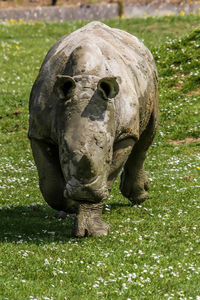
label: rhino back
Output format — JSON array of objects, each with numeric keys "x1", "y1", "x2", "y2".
[
  {"x1": 32, "y1": 21, "x2": 156, "y2": 91},
  {"x1": 29, "y1": 21, "x2": 157, "y2": 139}
]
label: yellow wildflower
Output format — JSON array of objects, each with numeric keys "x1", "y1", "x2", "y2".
[
  {"x1": 9, "y1": 19, "x2": 17, "y2": 24},
  {"x1": 179, "y1": 10, "x2": 185, "y2": 16}
]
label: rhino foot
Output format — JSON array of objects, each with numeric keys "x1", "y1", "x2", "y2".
[
  {"x1": 73, "y1": 203, "x2": 109, "y2": 237},
  {"x1": 129, "y1": 190, "x2": 148, "y2": 205},
  {"x1": 58, "y1": 211, "x2": 67, "y2": 219},
  {"x1": 130, "y1": 176, "x2": 150, "y2": 204},
  {"x1": 120, "y1": 169, "x2": 150, "y2": 205}
]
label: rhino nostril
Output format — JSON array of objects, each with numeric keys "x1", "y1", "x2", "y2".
[{"x1": 77, "y1": 155, "x2": 95, "y2": 181}]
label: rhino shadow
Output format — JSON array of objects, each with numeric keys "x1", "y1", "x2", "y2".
[
  {"x1": 0, "y1": 204, "x2": 75, "y2": 244},
  {"x1": 0, "y1": 202, "x2": 133, "y2": 243},
  {"x1": 81, "y1": 91, "x2": 108, "y2": 121}
]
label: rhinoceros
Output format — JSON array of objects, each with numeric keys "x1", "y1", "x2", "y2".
[{"x1": 28, "y1": 21, "x2": 158, "y2": 237}]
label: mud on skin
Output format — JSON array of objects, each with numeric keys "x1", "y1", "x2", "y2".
[{"x1": 28, "y1": 21, "x2": 158, "y2": 237}]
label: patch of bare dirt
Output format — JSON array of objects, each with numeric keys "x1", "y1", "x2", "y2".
[
  {"x1": 184, "y1": 176, "x2": 194, "y2": 181},
  {"x1": 174, "y1": 82, "x2": 183, "y2": 90},
  {"x1": 0, "y1": 0, "x2": 200, "y2": 9},
  {"x1": 169, "y1": 137, "x2": 200, "y2": 145},
  {"x1": 186, "y1": 88, "x2": 200, "y2": 97}
]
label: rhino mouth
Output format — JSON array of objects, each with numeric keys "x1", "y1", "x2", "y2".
[{"x1": 64, "y1": 176, "x2": 109, "y2": 203}]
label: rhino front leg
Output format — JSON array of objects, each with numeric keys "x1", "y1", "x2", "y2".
[
  {"x1": 73, "y1": 203, "x2": 109, "y2": 237},
  {"x1": 120, "y1": 110, "x2": 157, "y2": 204},
  {"x1": 31, "y1": 139, "x2": 78, "y2": 213},
  {"x1": 120, "y1": 153, "x2": 149, "y2": 204}
]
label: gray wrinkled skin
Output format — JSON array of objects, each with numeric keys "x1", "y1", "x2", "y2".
[{"x1": 28, "y1": 21, "x2": 158, "y2": 237}]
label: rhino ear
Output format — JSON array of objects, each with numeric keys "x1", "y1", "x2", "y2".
[
  {"x1": 54, "y1": 75, "x2": 76, "y2": 100},
  {"x1": 97, "y1": 77, "x2": 119, "y2": 100}
]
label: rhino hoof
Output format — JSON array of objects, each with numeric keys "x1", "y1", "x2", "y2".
[
  {"x1": 58, "y1": 211, "x2": 67, "y2": 219},
  {"x1": 73, "y1": 219, "x2": 110, "y2": 238},
  {"x1": 130, "y1": 191, "x2": 148, "y2": 205},
  {"x1": 73, "y1": 203, "x2": 110, "y2": 237},
  {"x1": 144, "y1": 178, "x2": 150, "y2": 191}
]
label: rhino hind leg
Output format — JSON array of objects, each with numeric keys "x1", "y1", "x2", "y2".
[
  {"x1": 31, "y1": 139, "x2": 78, "y2": 213},
  {"x1": 120, "y1": 110, "x2": 157, "y2": 205},
  {"x1": 73, "y1": 203, "x2": 109, "y2": 237}
]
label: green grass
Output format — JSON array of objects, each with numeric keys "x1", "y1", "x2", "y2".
[{"x1": 0, "y1": 16, "x2": 200, "y2": 299}]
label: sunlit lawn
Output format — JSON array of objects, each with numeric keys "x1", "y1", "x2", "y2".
[{"x1": 0, "y1": 15, "x2": 200, "y2": 299}]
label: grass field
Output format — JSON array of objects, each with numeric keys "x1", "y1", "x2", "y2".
[{"x1": 0, "y1": 15, "x2": 200, "y2": 299}]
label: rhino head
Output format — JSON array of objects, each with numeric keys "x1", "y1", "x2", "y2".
[{"x1": 53, "y1": 74, "x2": 120, "y2": 204}]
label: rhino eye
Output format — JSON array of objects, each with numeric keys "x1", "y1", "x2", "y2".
[{"x1": 54, "y1": 75, "x2": 76, "y2": 100}]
